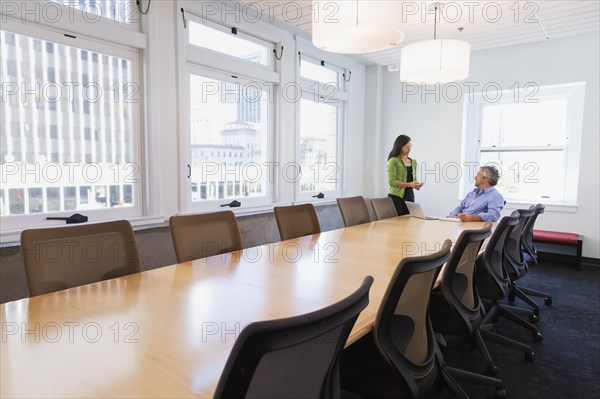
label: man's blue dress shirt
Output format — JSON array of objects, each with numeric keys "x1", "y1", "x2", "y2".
[{"x1": 450, "y1": 187, "x2": 504, "y2": 222}]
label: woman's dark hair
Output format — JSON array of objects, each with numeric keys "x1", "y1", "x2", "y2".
[{"x1": 388, "y1": 135, "x2": 412, "y2": 160}]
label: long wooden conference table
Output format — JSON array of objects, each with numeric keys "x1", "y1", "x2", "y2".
[{"x1": 1, "y1": 216, "x2": 487, "y2": 398}]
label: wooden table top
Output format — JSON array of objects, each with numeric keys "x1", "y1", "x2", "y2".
[{"x1": 1, "y1": 217, "x2": 486, "y2": 398}]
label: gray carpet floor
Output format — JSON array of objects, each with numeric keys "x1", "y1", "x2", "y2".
[{"x1": 433, "y1": 260, "x2": 600, "y2": 398}]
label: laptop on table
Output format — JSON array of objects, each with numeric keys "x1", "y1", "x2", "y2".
[{"x1": 405, "y1": 202, "x2": 460, "y2": 222}]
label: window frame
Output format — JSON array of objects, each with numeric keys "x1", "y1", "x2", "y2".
[
  {"x1": 295, "y1": 42, "x2": 348, "y2": 202},
  {"x1": 0, "y1": 4, "x2": 146, "y2": 235},
  {"x1": 187, "y1": 17, "x2": 275, "y2": 71},
  {"x1": 181, "y1": 65, "x2": 276, "y2": 211},
  {"x1": 295, "y1": 94, "x2": 345, "y2": 201},
  {"x1": 177, "y1": 3, "x2": 285, "y2": 213},
  {"x1": 48, "y1": 0, "x2": 142, "y2": 28},
  {"x1": 299, "y1": 53, "x2": 345, "y2": 88},
  {"x1": 462, "y1": 82, "x2": 585, "y2": 206},
  {"x1": 2, "y1": 0, "x2": 145, "y2": 44}
]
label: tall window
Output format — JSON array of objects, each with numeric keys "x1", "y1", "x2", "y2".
[
  {"x1": 463, "y1": 82, "x2": 585, "y2": 204},
  {"x1": 0, "y1": 1, "x2": 143, "y2": 233},
  {"x1": 189, "y1": 72, "x2": 270, "y2": 202},
  {"x1": 178, "y1": 7, "x2": 354, "y2": 211},
  {"x1": 297, "y1": 53, "x2": 347, "y2": 200},
  {"x1": 180, "y1": 11, "x2": 278, "y2": 210},
  {"x1": 299, "y1": 99, "x2": 339, "y2": 193}
]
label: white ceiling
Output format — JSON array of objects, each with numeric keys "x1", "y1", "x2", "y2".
[{"x1": 237, "y1": 0, "x2": 600, "y2": 66}]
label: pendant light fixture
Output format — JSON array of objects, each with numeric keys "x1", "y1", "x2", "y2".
[
  {"x1": 312, "y1": 0, "x2": 405, "y2": 54},
  {"x1": 400, "y1": 2, "x2": 471, "y2": 84}
]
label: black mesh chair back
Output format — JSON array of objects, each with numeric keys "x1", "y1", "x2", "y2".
[
  {"x1": 505, "y1": 207, "x2": 554, "y2": 314},
  {"x1": 473, "y1": 215, "x2": 540, "y2": 373},
  {"x1": 21, "y1": 220, "x2": 141, "y2": 296},
  {"x1": 169, "y1": 211, "x2": 242, "y2": 263},
  {"x1": 477, "y1": 215, "x2": 519, "y2": 299},
  {"x1": 522, "y1": 203, "x2": 545, "y2": 263},
  {"x1": 504, "y1": 208, "x2": 534, "y2": 278},
  {"x1": 371, "y1": 197, "x2": 399, "y2": 220},
  {"x1": 434, "y1": 224, "x2": 492, "y2": 332},
  {"x1": 274, "y1": 204, "x2": 321, "y2": 241},
  {"x1": 214, "y1": 276, "x2": 374, "y2": 399},
  {"x1": 372, "y1": 241, "x2": 452, "y2": 397},
  {"x1": 337, "y1": 196, "x2": 371, "y2": 227}
]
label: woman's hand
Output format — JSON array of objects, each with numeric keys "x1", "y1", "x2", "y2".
[{"x1": 411, "y1": 181, "x2": 424, "y2": 190}]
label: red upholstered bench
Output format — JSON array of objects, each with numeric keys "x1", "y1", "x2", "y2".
[{"x1": 532, "y1": 230, "x2": 583, "y2": 270}]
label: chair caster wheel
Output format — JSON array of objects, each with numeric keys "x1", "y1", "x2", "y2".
[
  {"x1": 533, "y1": 332, "x2": 543, "y2": 342},
  {"x1": 525, "y1": 351, "x2": 535, "y2": 361},
  {"x1": 532, "y1": 308, "x2": 540, "y2": 316},
  {"x1": 495, "y1": 388, "x2": 507, "y2": 399},
  {"x1": 528, "y1": 314, "x2": 539, "y2": 323},
  {"x1": 487, "y1": 364, "x2": 499, "y2": 376},
  {"x1": 544, "y1": 297, "x2": 553, "y2": 306}
]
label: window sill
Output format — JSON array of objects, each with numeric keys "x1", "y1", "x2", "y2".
[
  {"x1": 0, "y1": 216, "x2": 167, "y2": 246},
  {"x1": 177, "y1": 199, "x2": 339, "y2": 219},
  {"x1": 0, "y1": 199, "x2": 342, "y2": 246},
  {"x1": 293, "y1": 198, "x2": 339, "y2": 207},
  {"x1": 503, "y1": 201, "x2": 578, "y2": 213}
]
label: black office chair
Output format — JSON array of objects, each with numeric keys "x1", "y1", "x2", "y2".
[
  {"x1": 341, "y1": 240, "x2": 506, "y2": 399},
  {"x1": 517, "y1": 204, "x2": 554, "y2": 305},
  {"x1": 430, "y1": 225, "x2": 493, "y2": 339},
  {"x1": 428, "y1": 224, "x2": 518, "y2": 393},
  {"x1": 521, "y1": 204, "x2": 545, "y2": 264},
  {"x1": 475, "y1": 215, "x2": 540, "y2": 375},
  {"x1": 504, "y1": 208, "x2": 553, "y2": 315},
  {"x1": 214, "y1": 276, "x2": 373, "y2": 399}
]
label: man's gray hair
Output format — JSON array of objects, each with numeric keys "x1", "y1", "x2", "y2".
[{"x1": 481, "y1": 165, "x2": 500, "y2": 186}]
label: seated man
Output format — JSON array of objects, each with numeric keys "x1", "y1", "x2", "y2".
[{"x1": 449, "y1": 166, "x2": 504, "y2": 222}]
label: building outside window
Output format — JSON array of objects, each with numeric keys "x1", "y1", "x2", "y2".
[
  {"x1": 296, "y1": 51, "x2": 347, "y2": 200},
  {"x1": 0, "y1": 0, "x2": 144, "y2": 232}
]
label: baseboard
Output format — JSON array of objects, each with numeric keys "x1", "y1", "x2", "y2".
[
  {"x1": 537, "y1": 252, "x2": 578, "y2": 264},
  {"x1": 537, "y1": 252, "x2": 599, "y2": 268},
  {"x1": 582, "y1": 256, "x2": 600, "y2": 267}
]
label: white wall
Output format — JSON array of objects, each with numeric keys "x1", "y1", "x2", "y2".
[
  {"x1": 367, "y1": 32, "x2": 600, "y2": 258},
  {"x1": 343, "y1": 61, "x2": 367, "y2": 196}
]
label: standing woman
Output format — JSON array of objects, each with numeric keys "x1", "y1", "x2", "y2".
[{"x1": 387, "y1": 134, "x2": 423, "y2": 215}]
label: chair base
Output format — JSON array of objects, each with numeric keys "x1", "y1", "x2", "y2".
[
  {"x1": 519, "y1": 285, "x2": 553, "y2": 305},
  {"x1": 509, "y1": 284, "x2": 541, "y2": 315},
  {"x1": 341, "y1": 333, "x2": 506, "y2": 399},
  {"x1": 446, "y1": 365, "x2": 506, "y2": 399}
]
